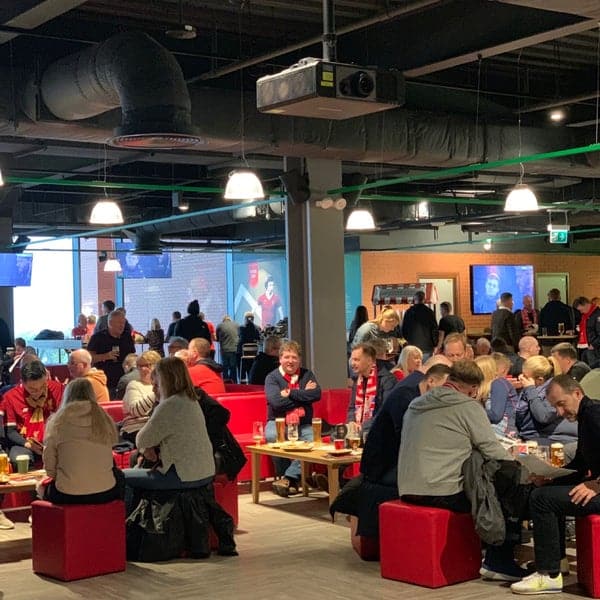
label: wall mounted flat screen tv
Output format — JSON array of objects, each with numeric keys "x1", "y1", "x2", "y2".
[
  {"x1": 0, "y1": 253, "x2": 33, "y2": 286},
  {"x1": 470, "y1": 264, "x2": 534, "y2": 315},
  {"x1": 115, "y1": 242, "x2": 172, "y2": 279}
]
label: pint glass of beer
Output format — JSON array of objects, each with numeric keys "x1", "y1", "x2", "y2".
[
  {"x1": 550, "y1": 442, "x2": 565, "y2": 467},
  {"x1": 312, "y1": 418, "x2": 322, "y2": 445},
  {"x1": 275, "y1": 418, "x2": 286, "y2": 443},
  {"x1": 0, "y1": 452, "x2": 9, "y2": 475}
]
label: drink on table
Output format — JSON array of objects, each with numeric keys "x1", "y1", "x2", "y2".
[
  {"x1": 252, "y1": 421, "x2": 264, "y2": 445},
  {"x1": 558, "y1": 323, "x2": 565, "y2": 335},
  {"x1": 348, "y1": 436, "x2": 361, "y2": 451},
  {"x1": 15, "y1": 454, "x2": 29, "y2": 474},
  {"x1": 287, "y1": 422, "x2": 299, "y2": 443},
  {"x1": 311, "y1": 418, "x2": 322, "y2": 445},
  {"x1": 275, "y1": 418, "x2": 286, "y2": 444},
  {"x1": 550, "y1": 442, "x2": 565, "y2": 467},
  {"x1": 526, "y1": 440, "x2": 538, "y2": 454},
  {"x1": 0, "y1": 452, "x2": 9, "y2": 475}
]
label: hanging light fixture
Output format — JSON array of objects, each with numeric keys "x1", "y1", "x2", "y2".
[
  {"x1": 224, "y1": 170, "x2": 265, "y2": 200},
  {"x1": 504, "y1": 183, "x2": 539, "y2": 212},
  {"x1": 90, "y1": 199, "x2": 124, "y2": 224},
  {"x1": 103, "y1": 258, "x2": 122, "y2": 272},
  {"x1": 346, "y1": 208, "x2": 375, "y2": 230},
  {"x1": 0, "y1": 166, "x2": 4, "y2": 186}
]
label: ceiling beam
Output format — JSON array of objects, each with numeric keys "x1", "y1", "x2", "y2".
[{"x1": 403, "y1": 19, "x2": 598, "y2": 77}]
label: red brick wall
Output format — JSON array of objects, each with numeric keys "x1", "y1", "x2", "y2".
[{"x1": 360, "y1": 252, "x2": 600, "y2": 331}]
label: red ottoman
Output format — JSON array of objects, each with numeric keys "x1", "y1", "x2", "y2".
[
  {"x1": 379, "y1": 500, "x2": 481, "y2": 588},
  {"x1": 32, "y1": 500, "x2": 126, "y2": 581},
  {"x1": 350, "y1": 515, "x2": 379, "y2": 561},
  {"x1": 209, "y1": 475, "x2": 239, "y2": 550},
  {"x1": 576, "y1": 514, "x2": 600, "y2": 598}
]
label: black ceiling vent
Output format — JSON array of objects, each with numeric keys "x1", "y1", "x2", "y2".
[
  {"x1": 132, "y1": 230, "x2": 163, "y2": 254},
  {"x1": 22, "y1": 32, "x2": 203, "y2": 150}
]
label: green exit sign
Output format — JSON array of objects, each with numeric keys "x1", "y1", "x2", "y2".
[{"x1": 549, "y1": 229, "x2": 569, "y2": 244}]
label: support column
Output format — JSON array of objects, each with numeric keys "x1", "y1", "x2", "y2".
[
  {"x1": 285, "y1": 158, "x2": 347, "y2": 388},
  {"x1": 0, "y1": 215, "x2": 14, "y2": 342}
]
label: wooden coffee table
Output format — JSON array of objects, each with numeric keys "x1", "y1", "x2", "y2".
[
  {"x1": 247, "y1": 444, "x2": 362, "y2": 507},
  {"x1": 0, "y1": 470, "x2": 46, "y2": 494}
]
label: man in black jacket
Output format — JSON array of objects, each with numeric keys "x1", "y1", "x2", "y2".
[
  {"x1": 401, "y1": 291, "x2": 438, "y2": 360},
  {"x1": 512, "y1": 375, "x2": 600, "y2": 594},
  {"x1": 491, "y1": 292, "x2": 520, "y2": 352},
  {"x1": 539, "y1": 289, "x2": 573, "y2": 336}
]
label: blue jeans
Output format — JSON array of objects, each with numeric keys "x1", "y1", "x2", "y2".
[
  {"x1": 265, "y1": 420, "x2": 313, "y2": 481},
  {"x1": 221, "y1": 351, "x2": 238, "y2": 383}
]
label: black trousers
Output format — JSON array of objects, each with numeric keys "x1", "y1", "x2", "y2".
[{"x1": 530, "y1": 484, "x2": 600, "y2": 572}]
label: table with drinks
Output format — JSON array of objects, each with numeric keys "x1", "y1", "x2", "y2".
[
  {"x1": 0, "y1": 451, "x2": 45, "y2": 496},
  {"x1": 249, "y1": 417, "x2": 363, "y2": 508}
]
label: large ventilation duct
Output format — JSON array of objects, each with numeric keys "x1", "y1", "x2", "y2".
[{"x1": 21, "y1": 32, "x2": 203, "y2": 149}]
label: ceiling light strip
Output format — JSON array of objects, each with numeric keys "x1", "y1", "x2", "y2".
[{"x1": 327, "y1": 142, "x2": 600, "y2": 196}]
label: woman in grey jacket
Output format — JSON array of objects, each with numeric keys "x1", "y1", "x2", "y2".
[{"x1": 124, "y1": 357, "x2": 236, "y2": 557}]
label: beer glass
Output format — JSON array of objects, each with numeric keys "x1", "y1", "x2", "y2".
[
  {"x1": 558, "y1": 323, "x2": 565, "y2": 335},
  {"x1": 275, "y1": 418, "x2": 286, "y2": 443},
  {"x1": 312, "y1": 418, "x2": 322, "y2": 445},
  {"x1": 252, "y1": 421, "x2": 264, "y2": 445},
  {"x1": 0, "y1": 452, "x2": 9, "y2": 475},
  {"x1": 287, "y1": 423, "x2": 299, "y2": 443}
]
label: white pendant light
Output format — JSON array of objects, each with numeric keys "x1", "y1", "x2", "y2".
[
  {"x1": 346, "y1": 208, "x2": 376, "y2": 230},
  {"x1": 103, "y1": 258, "x2": 122, "y2": 272},
  {"x1": 504, "y1": 183, "x2": 539, "y2": 212},
  {"x1": 0, "y1": 166, "x2": 4, "y2": 186},
  {"x1": 90, "y1": 200, "x2": 124, "y2": 224},
  {"x1": 224, "y1": 170, "x2": 265, "y2": 200}
]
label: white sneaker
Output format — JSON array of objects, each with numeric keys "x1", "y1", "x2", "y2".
[
  {"x1": 511, "y1": 572, "x2": 563, "y2": 595},
  {"x1": 0, "y1": 511, "x2": 15, "y2": 530},
  {"x1": 522, "y1": 557, "x2": 570, "y2": 576}
]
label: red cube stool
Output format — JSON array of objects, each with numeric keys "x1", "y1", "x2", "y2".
[
  {"x1": 350, "y1": 515, "x2": 379, "y2": 561},
  {"x1": 576, "y1": 514, "x2": 600, "y2": 598},
  {"x1": 379, "y1": 500, "x2": 481, "y2": 588},
  {"x1": 209, "y1": 475, "x2": 239, "y2": 550},
  {"x1": 32, "y1": 500, "x2": 126, "y2": 581}
]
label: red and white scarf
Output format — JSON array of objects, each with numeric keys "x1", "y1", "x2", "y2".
[
  {"x1": 279, "y1": 366, "x2": 305, "y2": 423},
  {"x1": 355, "y1": 365, "x2": 378, "y2": 424}
]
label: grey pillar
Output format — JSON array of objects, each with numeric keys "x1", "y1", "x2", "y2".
[
  {"x1": 0, "y1": 215, "x2": 14, "y2": 341},
  {"x1": 285, "y1": 157, "x2": 347, "y2": 388}
]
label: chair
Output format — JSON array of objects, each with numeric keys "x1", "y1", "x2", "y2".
[{"x1": 239, "y1": 343, "x2": 259, "y2": 383}]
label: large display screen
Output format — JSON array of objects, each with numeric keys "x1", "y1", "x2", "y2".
[
  {"x1": 115, "y1": 241, "x2": 172, "y2": 279},
  {"x1": 0, "y1": 253, "x2": 33, "y2": 286},
  {"x1": 470, "y1": 264, "x2": 534, "y2": 314}
]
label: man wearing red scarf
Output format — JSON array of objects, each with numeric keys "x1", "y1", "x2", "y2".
[
  {"x1": 348, "y1": 343, "x2": 396, "y2": 434},
  {"x1": 265, "y1": 340, "x2": 321, "y2": 497},
  {"x1": 574, "y1": 296, "x2": 600, "y2": 367},
  {"x1": 2, "y1": 360, "x2": 63, "y2": 469}
]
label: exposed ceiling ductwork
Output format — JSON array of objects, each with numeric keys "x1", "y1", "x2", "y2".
[{"x1": 20, "y1": 31, "x2": 203, "y2": 149}]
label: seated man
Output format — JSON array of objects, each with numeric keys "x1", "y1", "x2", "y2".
[
  {"x1": 187, "y1": 337, "x2": 226, "y2": 396},
  {"x1": 67, "y1": 349, "x2": 110, "y2": 403},
  {"x1": 442, "y1": 332, "x2": 468, "y2": 363},
  {"x1": 264, "y1": 340, "x2": 321, "y2": 497},
  {"x1": 510, "y1": 336, "x2": 541, "y2": 377},
  {"x1": 2, "y1": 359, "x2": 63, "y2": 469},
  {"x1": 551, "y1": 342, "x2": 590, "y2": 382},
  {"x1": 347, "y1": 343, "x2": 396, "y2": 435},
  {"x1": 511, "y1": 376, "x2": 600, "y2": 595},
  {"x1": 248, "y1": 335, "x2": 281, "y2": 385},
  {"x1": 398, "y1": 360, "x2": 526, "y2": 581},
  {"x1": 353, "y1": 362, "x2": 451, "y2": 537}
]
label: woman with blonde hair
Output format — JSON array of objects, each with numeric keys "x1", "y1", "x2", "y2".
[
  {"x1": 392, "y1": 345, "x2": 423, "y2": 380},
  {"x1": 121, "y1": 350, "x2": 162, "y2": 445},
  {"x1": 144, "y1": 318, "x2": 165, "y2": 357},
  {"x1": 476, "y1": 354, "x2": 519, "y2": 438},
  {"x1": 515, "y1": 355, "x2": 577, "y2": 444},
  {"x1": 352, "y1": 308, "x2": 400, "y2": 346},
  {"x1": 39, "y1": 378, "x2": 123, "y2": 504}
]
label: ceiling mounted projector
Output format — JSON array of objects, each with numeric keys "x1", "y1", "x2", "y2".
[{"x1": 256, "y1": 58, "x2": 405, "y2": 120}]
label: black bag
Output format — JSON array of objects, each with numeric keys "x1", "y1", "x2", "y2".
[
  {"x1": 214, "y1": 426, "x2": 247, "y2": 481},
  {"x1": 34, "y1": 329, "x2": 64, "y2": 340}
]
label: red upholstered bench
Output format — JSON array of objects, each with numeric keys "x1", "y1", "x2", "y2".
[
  {"x1": 379, "y1": 500, "x2": 481, "y2": 588},
  {"x1": 101, "y1": 400, "x2": 125, "y2": 423},
  {"x1": 350, "y1": 515, "x2": 379, "y2": 561},
  {"x1": 32, "y1": 500, "x2": 126, "y2": 581},
  {"x1": 576, "y1": 514, "x2": 600, "y2": 598}
]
